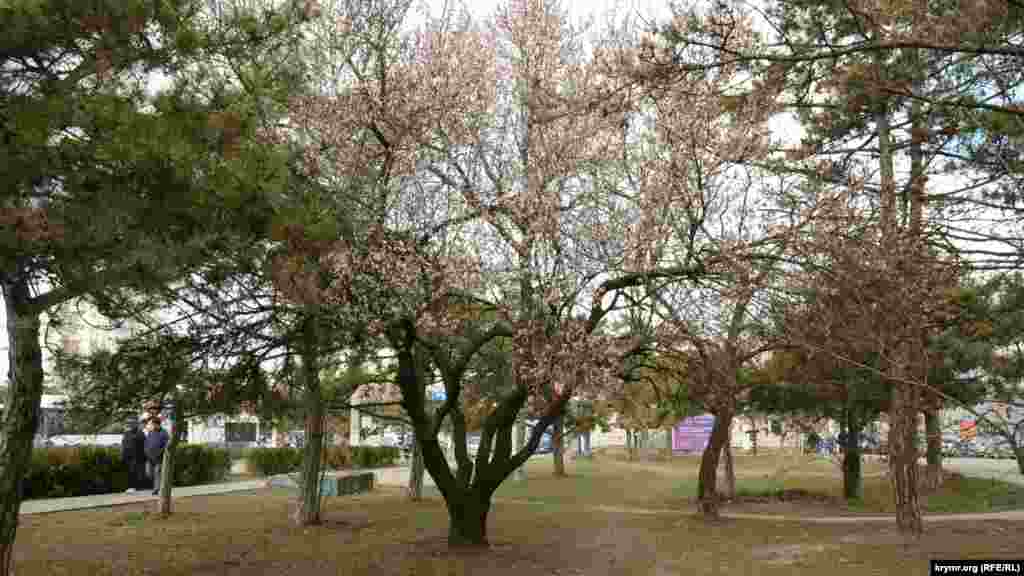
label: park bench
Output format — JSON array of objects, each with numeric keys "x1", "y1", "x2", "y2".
[{"x1": 267, "y1": 471, "x2": 375, "y2": 497}]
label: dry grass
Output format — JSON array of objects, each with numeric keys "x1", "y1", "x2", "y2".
[
  {"x1": 14, "y1": 453, "x2": 1024, "y2": 575},
  {"x1": 496, "y1": 453, "x2": 885, "y2": 510},
  {"x1": 500, "y1": 453, "x2": 1022, "y2": 515}
]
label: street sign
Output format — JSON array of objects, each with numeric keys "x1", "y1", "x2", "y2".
[{"x1": 430, "y1": 390, "x2": 446, "y2": 401}]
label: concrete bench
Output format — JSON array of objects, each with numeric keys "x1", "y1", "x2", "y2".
[
  {"x1": 320, "y1": 472, "x2": 374, "y2": 497},
  {"x1": 267, "y1": 471, "x2": 375, "y2": 497}
]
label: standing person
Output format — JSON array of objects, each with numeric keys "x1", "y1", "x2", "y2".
[
  {"x1": 145, "y1": 417, "x2": 170, "y2": 496},
  {"x1": 121, "y1": 420, "x2": 146, "y2": 493}
]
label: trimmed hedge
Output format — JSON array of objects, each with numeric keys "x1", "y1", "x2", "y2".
[
  {"x1": 244, "y1": 445, "x2": 399, "y2": 477},
  {"x1": 174, "y1": 444, "x2": 232, "y2": 486},
  {"x1": 245, "y1": 447, "x2": 303, "y2": 476},
  {"x1": 340, "y1": 446, "x2": 399, "y2": 469},
  {"x1": 23, "y1": 444, "x2": 232, "y2": 500}
]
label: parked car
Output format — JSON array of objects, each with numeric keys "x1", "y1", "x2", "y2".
[
  {"x1": 974, "y1": 437, "x2": 1015, "y2": 459},
  {"x1": 525, "y1": 421, "x2": 554, "y2": 454},
  {"x1": 466, "y1": 434, "x2": 481, "y2": 456},
  {"x1": 860, "y1": 434, "x2": 884, "y2": 454},
  {"x1": 464, "y1": 427, "x2": 553, "y2": 456},
  {"x1": 396, "y1": 430, "x2": 415, "y2": 457},
  {"x1": 956, "y1": 442, "x2": 979, "y2": 457},
  {"x1": 379, "y1": 431, "x2": 401, "y2": 448},
  {"x1": 45, "y1": 434, "x2": 122, "y2": 447},
  {"x1": 941, "y1": 439, "x2": 961, "y2": 457}
]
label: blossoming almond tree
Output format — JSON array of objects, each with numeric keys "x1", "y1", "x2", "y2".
[
  {"x1": 605, "y1": 7, "x2": 812, "y2": 519},
  {"x1": 282, "y1": 0, "x2": 799, "y2": 546},
  {"x1": 382, "y1": 0, "x2": 640, "y2": 542}
]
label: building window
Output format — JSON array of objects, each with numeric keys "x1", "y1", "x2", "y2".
[{"x1": 225, "y1": 421, "x2": 257, "y2": 443}]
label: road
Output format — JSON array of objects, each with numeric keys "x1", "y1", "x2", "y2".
[{"x1": 942, "y1": 457, "x2": 1024, "y2": 486}]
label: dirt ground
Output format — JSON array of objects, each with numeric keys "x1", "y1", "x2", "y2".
[
  {"x1": 720, "y1": 491, "x2": 878, "y2": 517},
  {"x1": 15, "y1": 454, "x2": 1024, "y2": 575},
  {"x1": 15, "y1": 487, "x2": 1024, "y2": 576}
]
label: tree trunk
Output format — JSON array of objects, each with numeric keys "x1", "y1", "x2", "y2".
[
  {"x1": 721, "y1": 440, "x2": 735, "y2": 500},
  {"x1": 843, "y1": 407, "x2": 863, "y2": 500},
  {"x1": 293, "y1": 318, "x2": 324, "y2": 526},
  {"x1": 0, "y1": 281, "x2": 44, "y2": 576},
  {"x1": 923, "y1": 407, "x2": 943, "y2": 490},
  {"x1": 295, "y1": 389, "x2": 324, "y2": 525},
  {"x1": 551, "y1": 415, "x2": 566, "y2": 477},
  {"x1": 665, "y1": 425, "x2": 673, "y2": 457},
  {"x1": 158, "y1": 402, "x2": 185, "y2": 517},
  {"x1": 514, "y1": 422, "x2": 526, "y2": 481},
  {"x1": 889, "y1": 384, "x2": 923, "y2": 534},
  {"x1": 407, "y1": 433, "x2": 425, "y2": 501},
  {"x1": 898, "y1": 3, "x2": 927, "y2": 532},
  {"x1": 446, "y1": 491, "x2": 490, "y2": 547},
  {"x1": 388, "y1": 330, "x2": 566, "y2": 552},
  {"x1": 698, "y1": 411, "x2": 732, "y2": 519},
  {"x1": 874, "y1": 42, "x2": 923, "y2": 534}
]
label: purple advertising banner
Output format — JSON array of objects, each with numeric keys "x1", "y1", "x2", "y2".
[{"x1": 673, "y1": 414, "x2": 716, "y2": 453}]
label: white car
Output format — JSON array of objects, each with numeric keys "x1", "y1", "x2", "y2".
[
  {"x1": 466, "y1": 435, "x2": 481, "y2": 456},
  {"x1": 379, "y1": 431, "x2": 401, "y2": 447},
  {"x1": 46, "y1": 434, "x2": 122, "y2": 447}
]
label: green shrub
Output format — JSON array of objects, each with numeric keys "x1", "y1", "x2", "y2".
[
  {"x1": 173, "y1": 445, "x2": 232, "y2": 486},
  {"x1": 244, "y1": 445, "x2": 398, "y2": 476},
  {"x1": 349, "y1": 446, "x2": 399, "y2": 469},
  {"x1": 379, "y1": 446, "x2": 399, "y2": 466},
  {"x1": 323, "y1": 445, "x2": 351, "y2": 470},
  {"x1": 352, "y1": 446, "x2": 374, "y2": 468},
  {"x1": 246, "y1": 447, "x2": 302, "y2": 476},
  {"x1": 805, "y1": 432, "x2": 821, "y2": 453},
  {"x1": 23, "y1": 444, "x2": 231, "y2": 500},
  {"x1": 24, "y1": 450, "x2": 59, "y2": 500},
  {"x1": 26, "y1": 446, "x2": 132, "y2": 497},
  {"x1": 77, "y1": 446, "x2": 129, "y2": 495}
]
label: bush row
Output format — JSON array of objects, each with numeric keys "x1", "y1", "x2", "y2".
[
  {"x1": 245, "y1": 445, "x2": 399, "y2": 476},
  {"x1": 24, "y1": 444, "x2": 231, "y2": 500}
]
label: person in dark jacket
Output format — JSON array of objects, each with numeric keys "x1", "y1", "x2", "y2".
[
  {"x1": 121, "y1": 420, "x2": 146, "y2": 492},
  {"x1": 145, "y1": 417, "x2": 171, "y2": 495}
]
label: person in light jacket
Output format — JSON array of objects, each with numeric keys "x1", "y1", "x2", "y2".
[{"x1": 145, "y1": 417, "x2": 170, "y2": 495}]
